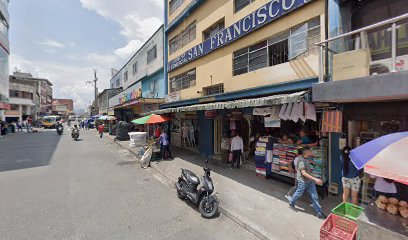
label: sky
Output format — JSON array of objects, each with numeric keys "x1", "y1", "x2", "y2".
[{"x1": 9, "y1": 0, "x2": 164, "y2": 112}]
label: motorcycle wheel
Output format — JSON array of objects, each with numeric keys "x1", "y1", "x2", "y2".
[
  {"x1": 199, "y1": 197, "x2": 218, "y2": 218},
  {"x1": 177, "y1": 181, "x2": 187, "y2": 199}
]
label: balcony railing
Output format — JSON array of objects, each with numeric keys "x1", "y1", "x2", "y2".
[{"x1": 316, "y1": 13, "x2": 408, "y2": 83}]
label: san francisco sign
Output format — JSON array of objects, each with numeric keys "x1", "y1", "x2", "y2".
[{"x1": 167, "y1": 0, "x2": 313, "y2": 72}]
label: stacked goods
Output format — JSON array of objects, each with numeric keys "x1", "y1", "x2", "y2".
[
  {"x1": 310, "y1": 147, "x2": 326, "y2": 180},
  {"x1": 272, "y1": 144, "x2": 298, "y2": 176},
  {"x1": 375, "y1": 195, "x2": 408, "y2": 219},
  {"x1": 254, "y1": 138, "x2": 268, "y2": 176}
]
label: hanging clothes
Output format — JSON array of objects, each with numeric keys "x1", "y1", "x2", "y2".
[{"x1": 322, "y1": 111, "x2": 343, "y2": 133}]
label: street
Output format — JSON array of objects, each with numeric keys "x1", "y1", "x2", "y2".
[{"x1": 0, "y1": 130, "x2": 257, "y2": 240}]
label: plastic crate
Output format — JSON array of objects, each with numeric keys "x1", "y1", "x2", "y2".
[
  {"x1": 320, "y1": 214, "x2": 357, "y2": 240},
  {"x1": 331, "y1": 202, "x2": 364, "y2": 221}
]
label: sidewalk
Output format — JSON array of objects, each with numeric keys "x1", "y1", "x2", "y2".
[{"x1": 106, "y1": 134, "x2": 340, "y2": 240}]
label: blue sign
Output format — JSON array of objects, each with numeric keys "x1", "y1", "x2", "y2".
[{"x1": 168, "y1": 0, "x2": 313, "y2": 72}]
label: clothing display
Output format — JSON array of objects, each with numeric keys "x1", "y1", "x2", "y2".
[{"x1": 254, "y1": 136, "x2": 275, "y2": 176}]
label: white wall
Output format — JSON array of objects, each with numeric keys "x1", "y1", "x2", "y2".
[{"x1": 122, "y1": 26, "x2": 164, "y2": 89}]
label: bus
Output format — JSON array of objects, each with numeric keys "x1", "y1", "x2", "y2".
[{"x1": 42, "y1": 115, "x2": 62, "y2": 129}]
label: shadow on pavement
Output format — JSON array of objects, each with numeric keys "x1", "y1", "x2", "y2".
[
  {"x1": 169, "y1": 148, "x2": 339, "y2": 217},
  {"x1": 0, "y1": 130, "x2": 62, "y2": 172}
]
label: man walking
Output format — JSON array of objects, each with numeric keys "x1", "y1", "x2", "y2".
[
  {"x1": 289, "y1": 147, "x2": 326, "y2": 219},
  {"x1": 230, "y1": 131, "x2": 244, "y2": 169}
]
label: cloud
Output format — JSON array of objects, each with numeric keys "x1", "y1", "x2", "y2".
[
  {"x1": 114, "y1": 39, "x2": 144, "y2": 59},
  {"x1": 37, "y1": 39, "x2": 66, "y2": 48},
  {"x1": 79, "y1": 0, "x2": 163, "y2": 61},
  {"x1": 10, "y1": 54, "x2": 112, "y2": 112}
]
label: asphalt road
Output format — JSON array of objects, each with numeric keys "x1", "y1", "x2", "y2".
[{"x1": 0, "y1": 129, "x2": 257, "y2": 240}]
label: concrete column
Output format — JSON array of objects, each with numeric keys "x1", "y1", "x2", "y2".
[{"x1": 18, "y1": 104, "x2": 22, "y2": 123}]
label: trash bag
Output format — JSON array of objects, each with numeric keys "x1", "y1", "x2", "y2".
[{"x1": 115, "y1": 121, "x2": 132, "y2": 141}]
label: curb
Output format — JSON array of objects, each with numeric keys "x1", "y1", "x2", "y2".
[{"x1": 106, "y1": 135, "x2": 269, "y2": 240}]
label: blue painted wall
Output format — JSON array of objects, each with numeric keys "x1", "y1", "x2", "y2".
[
  {"x1": 330, "y1": 133, "x2": 343, "y2": 192},
  {"x1": 198, "y1": 111, "x2": 214, "y2": 156},
  {"x1": 141, "y1": 69, "x2": 166, "y2": 99}
]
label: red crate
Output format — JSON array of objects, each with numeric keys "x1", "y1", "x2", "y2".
[{"x1": 320, "y1": 214, "x2": 358, "y2": 240}]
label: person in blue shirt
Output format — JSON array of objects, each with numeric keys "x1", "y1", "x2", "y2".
[
  {"x1": 341, "y1": 146, "x2": 361, "y2": 205},
  {"x1": 296, "y1": 129, "x2": 312, "y2": 145},
  {"x1": 159, "y1": 127, "x2": 173, "y2": 160}
]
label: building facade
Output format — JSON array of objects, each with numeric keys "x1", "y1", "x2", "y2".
[
  {"x1": 312, "y1": 0, "x2": 408, "y2": 198},
  {"x1": 52, "y1": 98, "x2": 74, "y2": 118},
  {"x1": 11, "y1": 72, "x2": 53, "y2": 118},
  {"x1": 97, "y1": 88, "x2": 122, "y2": 115},
  {"x1": 0, "y1": 0, "x2": 10, "y2": 120},
  {"x1": 108, "y1": 25, "x2": 166, "y2": 122},
  {"x1": 5, "y1": 75, "x2": 38, "y2": 123},
  {"x1": 160, "y1": 0, "x2": 325, "y2": 155}
]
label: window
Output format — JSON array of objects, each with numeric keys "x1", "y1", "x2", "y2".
[
  {"x1": 115, "y1": 78, "x2": 120, "y2": 87},
  {"x1": 234, "y1": 0, "x2": 254, "y2": 13},
  {"x1": 9, "y1": 90, "x2": 18, "y2": 97},
  {"x1": 147, "y1": 45, "x2": 157, "y2": 64},
  {"x1": 203, "y1": 84, "x2": 224, "y2": 96},
  {"x1": 170, "y1": 69, "x2": 196, "y2": 93},
  {"x1": 132, "y1": 62, "x2": 138, "y2": 75},
  {"x1": 232, "y1": 18, "x2": 321, "y2": 76},
  {"x1": 268, "y1": 31, "x2": 289, "y2": 66},
  {"x1": 203, "y1": 20, "x2": 225, "y2": 40},
  {"x1": 169, "y1": 22, "x2": 196, "y2": 55},
  {"x1": 169, "y1": 0, "x2": 183, "y2": 14},
  {"x1": 124, "y1": 71, "x2": 128, "y2": 82}
]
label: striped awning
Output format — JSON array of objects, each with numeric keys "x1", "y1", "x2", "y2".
[{"x1": 142, "y1": 91, "x2": 307, "y2": 116}]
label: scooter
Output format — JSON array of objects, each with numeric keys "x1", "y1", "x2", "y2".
[
  {"x1": 56, "y1": 123, "x2": 63, "y2": 135},
  {"x1": 175, "y1": 159, "x2": 219, "y2": 218},
  {"x1": 71, "y1": 128, "x2": 79, "y2": 141}
]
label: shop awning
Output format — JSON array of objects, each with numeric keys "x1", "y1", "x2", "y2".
[{"x1": 143, "y1": 91, "x2": 307, "y2": 116}]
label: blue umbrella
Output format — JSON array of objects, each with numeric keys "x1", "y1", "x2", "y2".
[{"x1": 350, "y1": 131, "x2": 408, "y2": 184}]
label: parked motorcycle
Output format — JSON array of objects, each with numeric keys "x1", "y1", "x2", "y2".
[
  {"x1": 56, "y1": 123, "x2": 63, "y2": 135},
  {"x1": 71, "y1": 128, "x2": 79, "y2": 141},
  {"x1": 175, "y1": 159, "x2": 218, "y2": 218}
]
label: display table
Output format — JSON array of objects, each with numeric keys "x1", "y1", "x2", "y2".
[{"x1": 357, "y1": 205, "x2": 408, "y2": 240}]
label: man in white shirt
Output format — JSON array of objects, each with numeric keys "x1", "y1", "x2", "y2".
[{"x1": 230, "y1": 131, "x2": 244, "y2": 169}]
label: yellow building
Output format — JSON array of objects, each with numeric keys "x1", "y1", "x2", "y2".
[{"x1": 157, "y1": 0, "x2": 327, "y2": 158}]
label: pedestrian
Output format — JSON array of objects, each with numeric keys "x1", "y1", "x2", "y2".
[
  {"x1": 159, "y1": 127, "x2": 173, "y2": 160},
  {"x1": 84, "y1": 120, "x2": 89, "y2": 130},
  {"x1": 341, "y1": 146, "x2": 361, "y2": 205},
  {"x1": 285, "y1": 148, "x2": 303, "y2": 200},
  {"x1": 155, "y1": 125, "x2": 161, "y2": 139},
  {"x1": 230, "y1": 130, "x2": 244, "y2": 169},
  {"x1": 289, "y1": 147, "x2": 327, "y2": 219},
  {"x1": 98, "y1": 124, "x2": 104, "y2": 138},
  {"x1": 17, "y1": 121, "x2": 23, "y2": 132}
]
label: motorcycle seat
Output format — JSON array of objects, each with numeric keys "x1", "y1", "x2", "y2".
[{"x1": 183, "y1": 169, "x2": 200, "y2": 185}]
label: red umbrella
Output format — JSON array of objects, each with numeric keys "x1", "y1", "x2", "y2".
[{"x1": 131, "y1": 114, "x2": 170, "y2": 125}]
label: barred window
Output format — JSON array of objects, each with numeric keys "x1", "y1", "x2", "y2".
[
  {"x1": 203, "y1": 20, "x2": 225, "y2": 41},
  {"x1": 234, "y1": 0, "x2": 254, "y2": 13},
  {"x1": 203, "y1": 84, "x2": 224, "y2": 96},
  {"x1": 170, "y1": 69, "x2": 196, "y2": 93},
  {"x1": 169, "y1": 22, "x2": 196, "y2": 55},
  {"x1": 147, "y1": 45, "x2": 157, "y2": 64},
  {"x1": 169, "y1": 0, "x2": 183, "y2": 14},
  {"x1": 232, "y1": 17, "x2": 321, "y2": 76}
]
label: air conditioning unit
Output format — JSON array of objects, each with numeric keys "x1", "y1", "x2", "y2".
[{"x1": 370, "y1": 55, "x2": 408, "y2": 75}]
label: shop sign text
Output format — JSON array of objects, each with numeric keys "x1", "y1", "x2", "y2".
[
  {"x1": 168, "y1": 0, "x2": 313, "y2": 72},
  {"x1": 264, "y1": 117, "x2": 281, "y2": 128},
  {"x1": 119, "y1": 88, "x2": 142, "y2": 105}
]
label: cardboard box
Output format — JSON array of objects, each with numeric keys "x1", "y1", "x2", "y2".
[{"x1": 332, "y1": 49, "x2": 371, "y2": 81}]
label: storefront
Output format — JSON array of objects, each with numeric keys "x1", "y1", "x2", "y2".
[
  {"x1": 343, "y1": 101, "x2": 408, "y2": 204},
  {"x1": 169, "y1": 112, "x2": 199, "y2": 152}
]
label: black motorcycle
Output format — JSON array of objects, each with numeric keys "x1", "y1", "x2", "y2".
[
  {"x1": 56, "y1": 123, "x2": 63, "y2": 135},
  {"x1": 71, "y1": 128, "x2": 79, "y2": 141},
  {"x1": 176, "y1": 159, "x2": 219, "y2": 218}
]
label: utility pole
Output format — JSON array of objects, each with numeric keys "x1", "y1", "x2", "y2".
[{"x1": 86, "y1": 69, "x2": 98, "y2": 114}]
